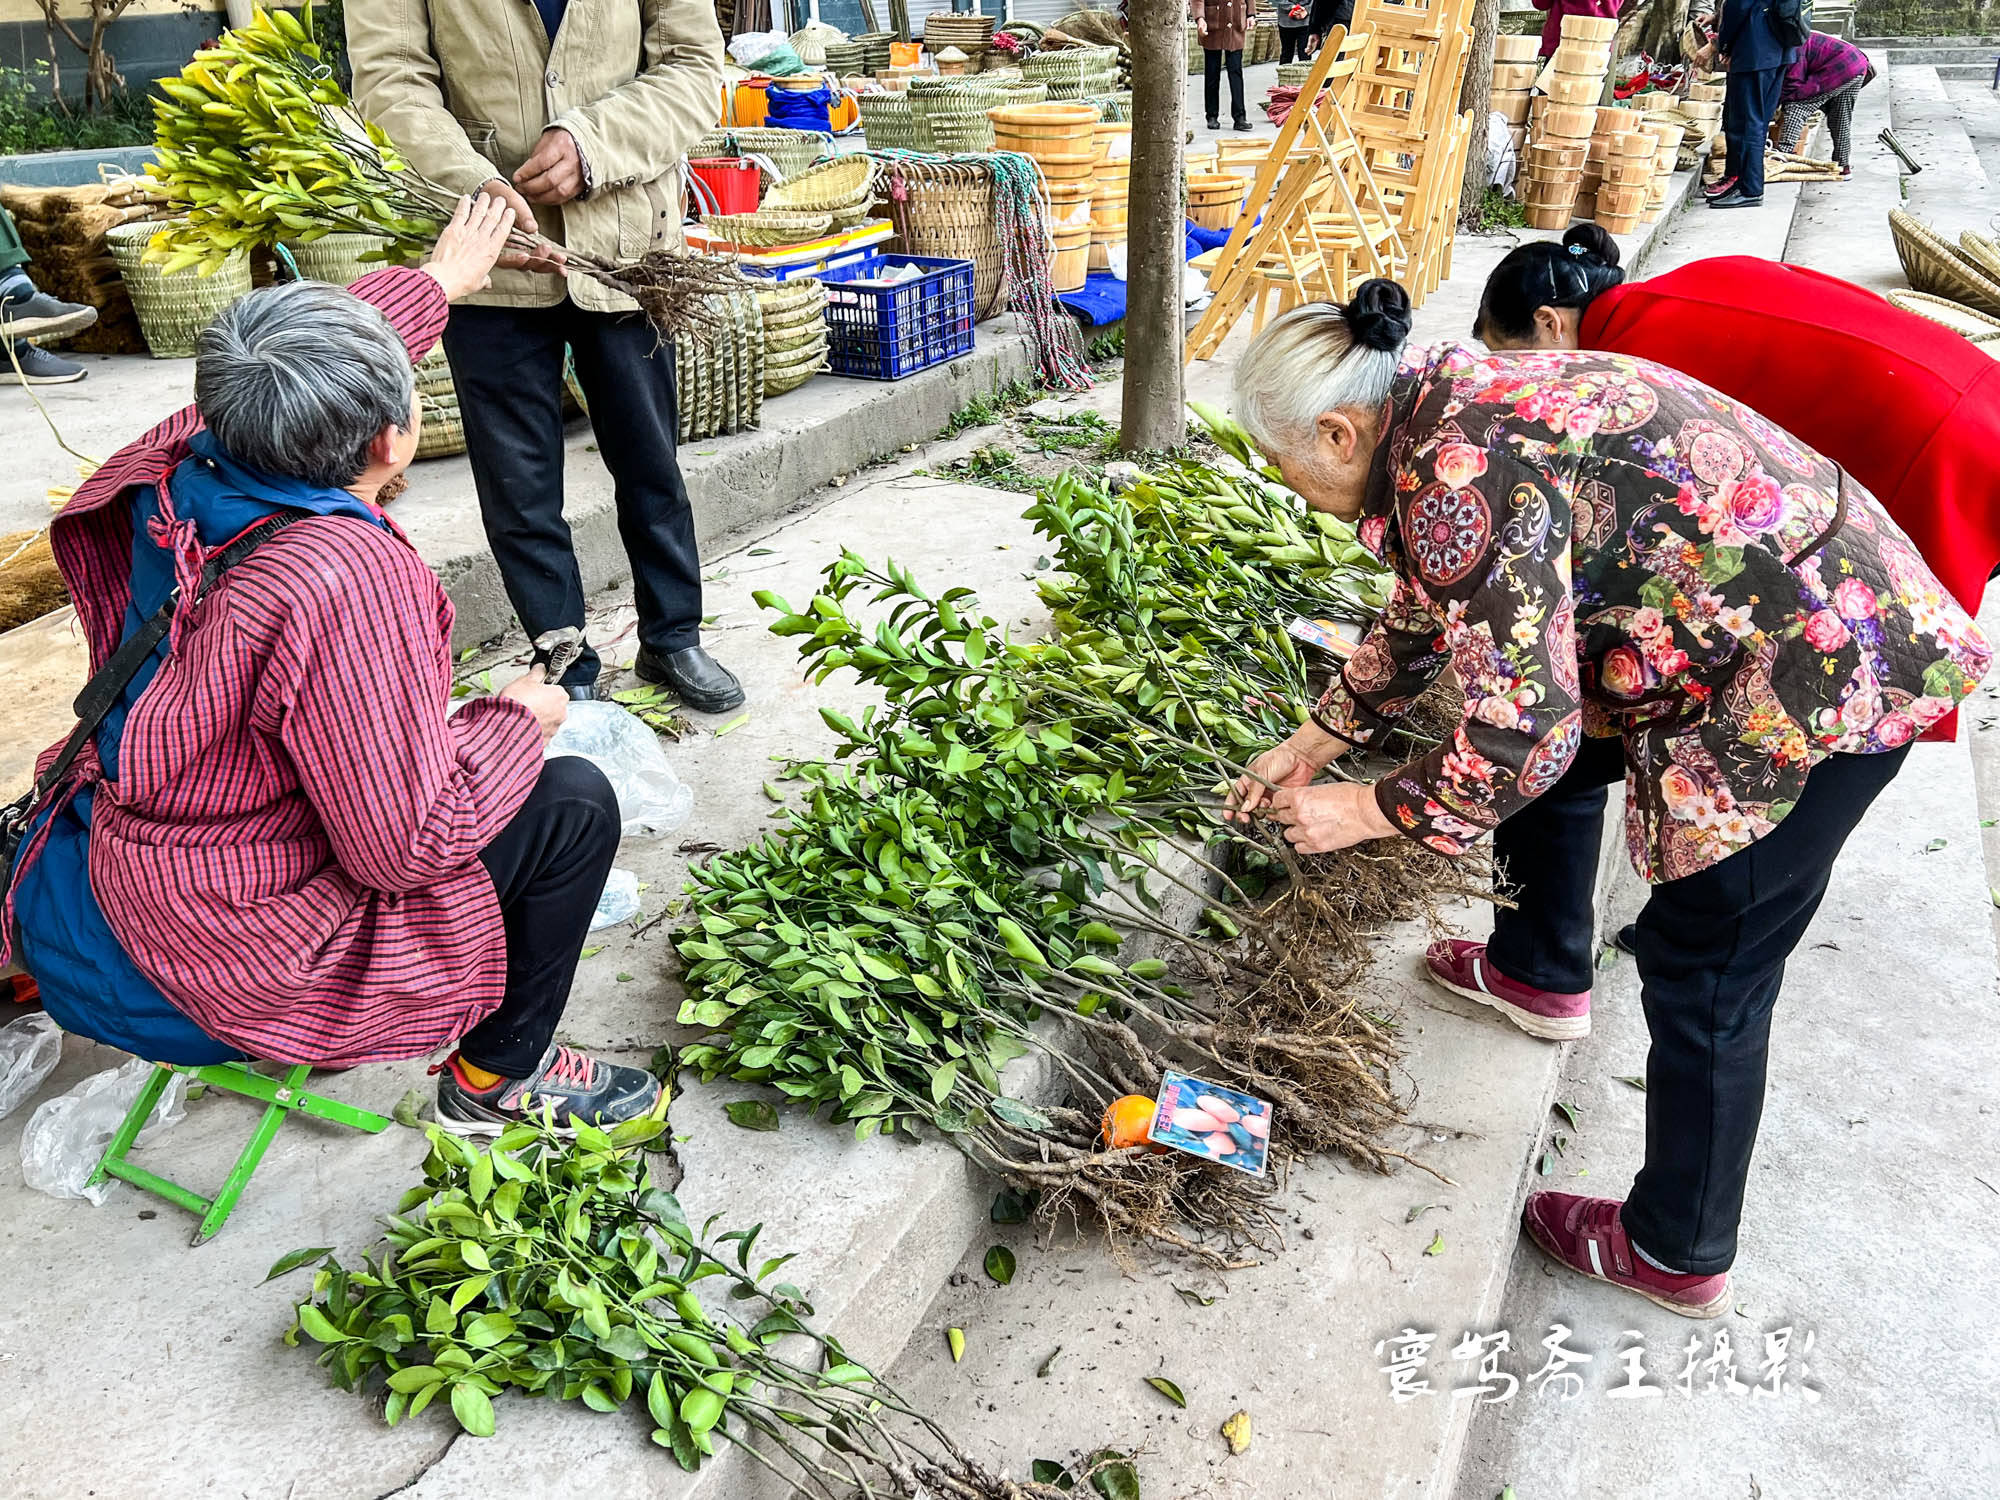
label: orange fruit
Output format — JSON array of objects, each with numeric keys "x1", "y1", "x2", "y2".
[{"x1": 1100, "y1": 1094, "x2": 1158, "y2": 1150}]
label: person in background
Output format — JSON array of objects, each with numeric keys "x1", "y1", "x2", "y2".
[
  {"x1": 1472, "y1": 226, "x2": 2000, "y2": 622},
  {"x1": 1193, "y1": 0, "x2": 1251, "y2": 132},
  {"x1": 0, "y1": 201, "x2": 96, "y2": 386},
  {"x1": 1775, "y1": 30, "x2": 1874, "y2": 176},
  {"x1": 1307, "y1": 0, "x2": 1355, "y2": 56},
  {"x1": 3, "y1": 197, "x2": 664, "y2": 1136},
  {"x1": 1707, "y1": 0, "x2": 1798, "y2": 207},
  {"x1": 1531, "y1": 0, "x2": 1621, "y2": 59},
  {"x1": 1225, "y1": 279, "x2": 1987, "y2": 1317},
  {"x1": 1277, "y1": 0, "x2": 1314, "y2": 65},
  {"x1": 346, "y1": 0, "x2": 746, "y2": 714}
]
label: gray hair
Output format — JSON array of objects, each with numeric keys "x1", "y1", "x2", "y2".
[
  {"x1": 194, "y1": 280, "x2": 416, "y2": 488},
  {"x1": 1231, "y1": 300, "x2": 1406, "y2": 454}
]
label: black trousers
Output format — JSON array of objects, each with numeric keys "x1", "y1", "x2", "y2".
[
  {"x1": 1487, "y1": 737, "x2": 1908, "y2": 1275},
  {"x1": 442, "y1": 300, "x2": 703, "y2": 691},
  {"x1": 456, "y1": 755, "x2": 620, "y2": 1076},
  {"x1": 1279, "y1": 27, "x2": 1309, "y2": 63},
  {"x1": 1203, "y1": 48, "x2": 1247, "y2": 126},
  {"x1": 1722, "y1": 65, "x2": 1785, "y2": 199}
]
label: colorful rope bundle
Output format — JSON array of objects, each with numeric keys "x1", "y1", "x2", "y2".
[{"x1": 867, "y1": 148, "x2": 1091, "y2": 392}]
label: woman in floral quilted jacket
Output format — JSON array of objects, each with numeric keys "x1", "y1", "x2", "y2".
[{"x1": 1226, "y1": 280, "x2": 1989, "y2": 1318}]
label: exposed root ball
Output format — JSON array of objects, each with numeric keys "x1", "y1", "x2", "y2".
[{"x1": 609, "y1": 252, "x2": 753, "y2": 337}]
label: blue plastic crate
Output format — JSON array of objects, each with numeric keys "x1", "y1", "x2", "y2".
[{"x1": 818, "y1": 253, "x2": 976, "y2": 380}]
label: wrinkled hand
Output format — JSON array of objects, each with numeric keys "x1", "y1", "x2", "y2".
[
  {"x1": 1226, "y1": 742, "x2": 1319, "y2": 823},
  {"x1": 1265, "y1": 782, "x2": 1396, "y2": 855},
  {"x1": 498, "y1": 663, "x2": 570, "y2": 744},
  {"x1": 422, "y1": 193, "x2": 514, "y2": 302},
  {"x1": 515, "y1": 127, "x2": 586, "y2": 206}
]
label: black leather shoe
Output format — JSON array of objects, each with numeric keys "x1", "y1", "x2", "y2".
[
  {"x1": 1708, "y1": 189, "x2": 1763, "y2": 209},
  {"x1": 565, "y1": 683, "x2": 604, "y2": 702},
  {"x1": 1205, "y1": 116, "x2": 1221, "y2": 130},
  {"x1": 635, "y1": 645, "x2": 745, "y2": 714},
  {"x1": 1232, "y1": 119, "x2": 1254, "y2": 132}
]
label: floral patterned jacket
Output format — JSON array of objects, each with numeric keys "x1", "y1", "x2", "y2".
[{"x1": 1316, "y1": 342, "x2": 1991, "y2": 882}]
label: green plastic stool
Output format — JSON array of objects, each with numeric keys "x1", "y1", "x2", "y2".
[{"x1": 87, "y1": 1060, "x2": 392, "y2": 1246}]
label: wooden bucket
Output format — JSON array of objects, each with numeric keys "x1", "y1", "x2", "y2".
[
  {"x1": 1050, "y1": 222, "x2": 1092, "y2": 291},
  {"x1": 1545, "y1": 72, "x2": 1603, "y2": 106},
  {"x1": 1523, "y1": 204, "x2": 1573, "y2": 230},
  {"x1": 1559, "y1": 13, "x2": 1618, "y2": 41},
  {"x1": 1552, "y1": 42, "x2": 1611, "y2": 73},
  {"x1": 1045, "y1": 179, "x2": 1095, "y2": 228},
  {"x1": 1597, "y1": 209, "x2": 1639, "y2": 234},
  {"x1": 1187, "y1": 173, "x2": 1249, "y2": 230},
  {"x1": 1595, "y1": 183, "x2": 1648, "y2": 215},
  {"x1": 1593, "y1": 106, "x2": 1644, "y2": 137}
]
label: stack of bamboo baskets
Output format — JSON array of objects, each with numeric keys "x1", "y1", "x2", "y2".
[
  {"x1": 1490, "y1": 33, "x2": 1540, "y2": 166},
  {"x1": 989, "y1": 101, "x2": 1101, "y2": 292}
]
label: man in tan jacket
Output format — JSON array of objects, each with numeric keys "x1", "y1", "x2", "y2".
[{"x1": 347, "y1": 0, "x2": 744, "y2": 711}]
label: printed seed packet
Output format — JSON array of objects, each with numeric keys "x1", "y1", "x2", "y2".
[{"x1": 1146, "y1": 1070, "x2": 1273, "y2": 1177}]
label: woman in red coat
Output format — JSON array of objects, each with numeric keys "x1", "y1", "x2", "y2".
[{"x1": 1473, "y1": 224, "x2": 2000, "y2": 617}]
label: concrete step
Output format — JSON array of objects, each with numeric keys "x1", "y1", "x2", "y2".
[
  {"x1": 1883, "y1": 45, "x2": 1999, "y2": 65},
  {"x1": 1787, "y1": 49, "x2": 1911, "y2": 290},
  {"x1": 1944, "y1": 77, "x2": 2000, "y2": 188},
  {"x1": 1932, "y1": 63, "x2": 1997, "y2": 79},
  {"x1": 1888, "y1": 63, "x2": 1995, "y2": 235}
]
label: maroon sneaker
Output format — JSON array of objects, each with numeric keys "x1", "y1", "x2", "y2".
[
  {"x1": 1701, "y1": 174, "x2": 1738, "y2": 199},
  {"x1": 1424, "y1": 939, "x2": 1591, "y2": 1040},
  {"x1": 1522, "y1": 1192, "x2": 1730, "y2": 1319}
]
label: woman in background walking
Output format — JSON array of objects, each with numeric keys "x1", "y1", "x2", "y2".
[
  {"x1": 1192, "y1": 0, "x2": 1250, "y2": 131},
  {"x1": 1775, "y1": 30, "x2": 1874, "y2": 176}
]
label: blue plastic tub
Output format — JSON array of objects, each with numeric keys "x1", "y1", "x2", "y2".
[{"x1": 818, "y1": 253, "x2": 976, "y2": 380}]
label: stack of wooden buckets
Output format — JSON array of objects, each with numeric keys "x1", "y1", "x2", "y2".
[
  {"x1": 1489, "y1": 33, "x2": 1541, "y2": 166},
  {"x1": 1089, "y1": 120, "x2": 1131, "y2": 273},
  {"x1": 1516, "y1": 13, "x2": 1618, "y2": 230},
  {"x1": 988, "y1": 101, "x2": 1101, "y2": 291}
]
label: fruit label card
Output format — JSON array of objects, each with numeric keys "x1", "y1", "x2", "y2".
[{"x1": 1147, "y1": 1071, "x2": 1273, "y2": 1177}]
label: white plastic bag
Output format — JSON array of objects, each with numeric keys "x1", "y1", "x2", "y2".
[
  {"x1": 1488, "y1": 111, "x2": 1520, "y2": 190},
  {"x1": 547, "y1": 701, "x2": 695, "y2": 838},
  {"x1": 21, "y1": 1056, "x2": 187, "y2": 1205},
  {"x1": 0, "y1": 1011, "x2": 63, "y2": 1121},
  {"x1": 590, "y1": 868, "x2": 642, "y2": 931}
]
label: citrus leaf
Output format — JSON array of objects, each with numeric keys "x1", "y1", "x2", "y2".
[
  {"x1": 1424, "y1": 1230, "x2": 1445, "y2": 1257},
  {"x1": 450, "y1": 1381, "x2": 496, "y2": 1438},
  {"x1": 947, "y1": 1327, "x2": 966, "y2": 1362},
  {"x1": 983, "y1": 1244, "x2": 1016, "y2": 1285},
  {"x1": 1144, "y1": 1375, "x2": 1187, "y2": 1408},
  {"x1": 264, "y1": 1246, "x2": 332, "y2": 1282},
  {"x1": 725, "y1": 1100, "x2": 780, "y2": 1132}
]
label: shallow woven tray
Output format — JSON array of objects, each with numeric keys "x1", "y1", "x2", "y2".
[
  {"x1": 1890, "y1": 209, "x2": 2000, "y2": 317},
  {"x1": 702, "y1": 209, "x2": 835, "y2": 247},
  {"x1": 1885, "y1": 289, "x2": 2000, "y2": 348},
  {"x1": 765, "y1": 155, "x2": 877, "y2": 212}
]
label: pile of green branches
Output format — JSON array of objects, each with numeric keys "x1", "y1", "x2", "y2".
[
  {"x1": 276, "y1": 1114, "x2": 1080, "y2": 1499},
  {"x1": 674, "y1": 414, "x2": 1470, "y2": 1267}
]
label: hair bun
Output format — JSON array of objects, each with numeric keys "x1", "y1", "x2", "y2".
[
  {"x1": 1345, "y1": 278, "x2": 1413, "y2": 353},
  {"x1": 1561, "y1": 222, "x2": 1623, "y2": 270}
]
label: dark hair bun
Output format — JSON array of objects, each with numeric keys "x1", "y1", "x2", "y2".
[
  {"x1": 1345, "y1": 278, "x2": 1413, "y2": 353},
  {"x1": 1562, "y1": 223, "x2": 1622, "y2": 269}
]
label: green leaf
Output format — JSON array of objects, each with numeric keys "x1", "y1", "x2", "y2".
[
  {"x1": 1173, "y1": 1285, "x2": 1216, "y2": 1307},
  {"x1": 467, "y1": 1152, "x2": 493, "y2": 1207},
  {"x1": 819, "y1": 1362, "x2": 872, "y2": 1385},
  {"x1": 581, "y1": 1382, "x2": 621, "y2": 1413},
  {"x1": 983, "y1": 1244, "x2": 1017, "y2": 1285},
  {"x1": 1424, "y1": 1230, "x2": 1445, "y2": 1257},
  {"x1": 459, "y1": 1242, "x2": 491, "y2": 1272},
  {"x1": 1088, "y1": 1450, "x2": 1141, "y2": 1500},
  {"x1": 680, "y1": 1385, "x2": 725, "y2": 1434},
  {"x1": 450, "y1": 1381, "x2": 496, "y2": 1438},
  {"x1": 387, "y1": 1365, "x2": 447, "y2": 1393},
  {"x1": 1616, "y1": 1075, "x2": 1647, "y2": 1091},
  {"x1": 991, "y1": 1186, "x2": 1037, "y2": 1224},
  {"x1": 1037, "y1": 1345, "x2": 1063, "y2": 1378},
  {"x1": 581, "y1": 945, "x2": 605, "y2": 960},
  {"x1": 930, "y1": 1061, "x2": 960, "y2": 1105},
  {"x1": 391, "y1": 1088, "x2": 426, "y2": 1129},
  {"x1": 1144, "y1": 1375, "x2": 1187, "y2": 1408},
  {"x1": 1127, "y1": 958, "x2": 1168, "y2": 981},
  {"x1": 1924, "y1": 837, "x2": 1948, "y2": 853},
  {"x1": 264, "y1": 1246, "x2": 332, "y2": 1282},
  {"x1": 647, "y1": 1371, "x2": 676, "y2": 1429},
  {"x1": 1033, "y1": 1458, "x2": 1076, "y2": 1489},
  {"x1": 462, "y1": 1313, "x2": 515, "y2": 1349},
  {"x1": 599, "y1": 1325, "x2": 650, "y2": 1361},
  {"x1": 994, "y1": 916, "x2": 1048, "y2": 968},
  {"x1": 296, "y1": 1305, "x2": 346, "y2": 1344},
  {"x1": 1538, "y1": 1151, "x2": 1553, "y2": 1176},
  {"x1": 715, "y1": 713, "x2": 751, "y2": 738},
  {"x1": 1552, "y1": 1100, "x2": 1581, "y2": 1132},
  {"x1": 947, "y1": 1327, "x2": 966, "y2": 1362},
  {"x1": 725, "y1": 1100, "x2": 780, "y2": 1132},
  {"x1": 449, "y1": 1275, "x2": 491, "y2": 1315}
]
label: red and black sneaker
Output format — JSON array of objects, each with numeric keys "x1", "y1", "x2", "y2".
[
  {"x1": 1521, "y1": 1191, "x2": 1731, "y2": 1319},
  {"x1": 433, "y1": 1043, "x2": 663, "y2": 1137},
  {"x1": 1424, "y1": 939, "x2": 1591, "y2": 1041},
  {"x1": 1701, "y1": 174, "x2": 1739, "y2": 199}
]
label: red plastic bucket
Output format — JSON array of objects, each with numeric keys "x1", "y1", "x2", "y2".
[{"x1": 688, "y1": 156, "x2": 760, "y2": 215}]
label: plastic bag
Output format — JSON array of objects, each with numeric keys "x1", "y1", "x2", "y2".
[
  {"x1": 547, "y1": 701, "x2": 695, "y2": 838},
  {"x1": 21, "y1": 1056, "x2": 187, "y2": 1205},
  {"x1": 729, "y1": 31, "x2": 804, "y2": 75},
  {"x1": 1487, "y1": 111, "x2": 1520, "y2": 190},
  {"x1": 0, "y1": 1011, "x2": 63, "y2": 1121},
  {"x1": 590, "y1": 868, "x2": 642, "y2": 931}
]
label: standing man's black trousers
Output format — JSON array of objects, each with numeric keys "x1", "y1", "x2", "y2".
[
  {"x1": 1722, "y1": 65, "x2": 1785, "y2": 199},
  {"x1": 443, "y1": 300, "x2": 702, "y2": 691}
]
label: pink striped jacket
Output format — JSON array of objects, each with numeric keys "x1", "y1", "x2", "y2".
[{"x1": 5, "y1": 267, "x2": 545, "y2": 1065}]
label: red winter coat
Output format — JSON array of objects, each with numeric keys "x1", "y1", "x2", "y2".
[
  {"x1": 1532, "y1": 0, "x2": 1622, "y2": 58},
  {"x1": 1580, "y1": 257, "x2": 2000, "y2": 615}
]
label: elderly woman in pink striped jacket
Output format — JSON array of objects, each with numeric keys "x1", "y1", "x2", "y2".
[{"x1": 3, "y1": 196, "x2": 661, "y2": 1137}]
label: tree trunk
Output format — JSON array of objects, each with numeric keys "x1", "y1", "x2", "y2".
[
  {"x1": 1119, "y1": 0, "x2": 1188, "y2": 455},
  {"x1": 1639, "y1": 0, "x2": 1691, "y2": 63},
  {"x1": 1458, "y1": 0, "x2": 1501, "y2": 215}
]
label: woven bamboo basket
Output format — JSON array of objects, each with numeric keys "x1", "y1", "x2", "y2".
[
  {"x1": 696, "y1": 128, "x2": 833, "y2": 181},
  {"x1": 1884, "y1": 289, "x2": 2000, "y2": 347},
  {"x1": 823, "y1": 40, "x2": 864, "y2": 75},
  {"x1": 703, "y1": 209, "x2": 835, "y2": 248},
  {"x1": 1092, "y1": 90, "x2": 1134, "y2": 121},
  {"x1": 765, "y1": 340, "x2": 830, "y2": 397},
  {"x1": 766, "y1": 155, "x2": 876, "y2": 213},
  {"x1": 280, "y1": 231, "x2": 411, "y2": 286},
  {"x1": 412, "y1": 347, "x2": 466, "y2": 460},
  {"x1": 927, "y1": 112, "x2": 998, "y2": 152},
  {"x1": 1957, "y1": 230, "x2": 2000, "y2": 286},
  {"x1": 1890, "y1": 211, "x2": 2000, "y2": 315},
  {"x1": 1276, "y1": 61, "x2": 1315, "y2": 87},
  {"x1": 879, "y1": 158, "x2": 1007, "y2": 320},
  {"x1": 858, "y1": 93, "x2": 917, "y2": 149},
  {"x1": 106, "y1": 221, "x2": 251, "y2": 359}
]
